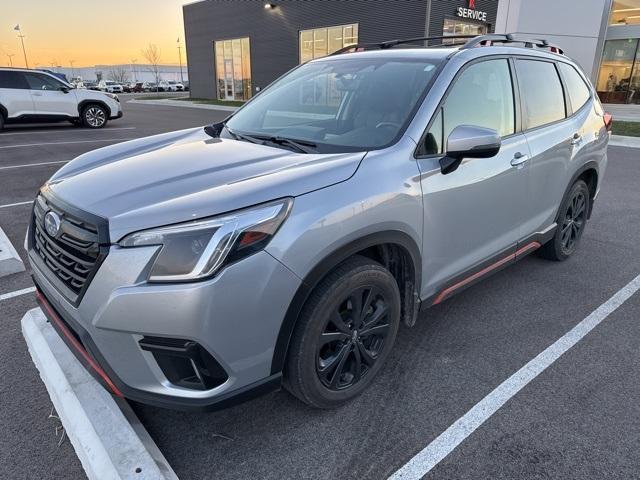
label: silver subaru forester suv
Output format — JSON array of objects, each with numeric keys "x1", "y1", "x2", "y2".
[{"x1": 29, "y1": 35, "x2": 610, "y2": 410}]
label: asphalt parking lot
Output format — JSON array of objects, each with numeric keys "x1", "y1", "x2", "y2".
[{"x1": 1, "y1": 99, "x2": 640, "y2": 480}]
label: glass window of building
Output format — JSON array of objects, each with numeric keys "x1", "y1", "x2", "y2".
[
  {"x1": 609, "y1": 0, "x2": 640, "y2": 26},
  {"x1": 214, "y1": 37, "x2": 251, "y2": 101},
  {"x1": 442, "y1": 18, "x2": 487, "y2": 44},
  {"x1": 516, "y1": 60, "x2": 566, "y2": 129},
  {"x1": 299, "y1": 24, "x2": 358, "y2": 63},
  {"x1": 596, "y1": 38, "x2": 639, "y2": 104}
]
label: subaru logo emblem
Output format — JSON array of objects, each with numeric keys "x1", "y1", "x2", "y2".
[{"x1": 44, "y1": 211, "x2": 61, "y2": 237}]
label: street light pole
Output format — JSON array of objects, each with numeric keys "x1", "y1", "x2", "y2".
[
  {"x1": 69, "y1": 60, "x2": 75, "y2": 79},
  {"x1": 14, "y1": 25, "x2": 29, "y2": 68},
  {"x1": 131, "y1": 59, "x2": 137, "y2": 82},
  {"x1": 177, "y1": 38, "x2": 184, "y2": 84},
  {"x1": 7, "y1": 53, "x2": 15, "y2": 67}
]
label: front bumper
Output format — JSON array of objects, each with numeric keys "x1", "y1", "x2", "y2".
[
  {"x1": 30, "y1": 245, "x2": 301, "y2": 410},
  {"x1": 110, "y1": 110, "x2": 123, "y2": 120}
]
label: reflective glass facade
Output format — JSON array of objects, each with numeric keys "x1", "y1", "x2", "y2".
[
  {"x1": 442, "y1": 18, "x2": 488, "y2": 43},
  {"x1": 299, "y1": 24, "x2": 358, "y2": 63},
  {"x1": 214, "y1": 37, "x2": 251, "y2": 101},
  {"x1": 609, "y1": 0, "x2": 640, "y2": 26}
]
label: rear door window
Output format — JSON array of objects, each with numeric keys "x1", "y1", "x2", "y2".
[
  {"x1": 516, "y1": 60, "x2": 566, "y2": 129},
  {"x1": 558, "y1": 62, "x2": 591, "y2": 113},
  {"x1": 0, "y1": 71, "x2": 29, "y2": 89}
]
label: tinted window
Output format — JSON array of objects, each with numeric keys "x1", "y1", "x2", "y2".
[
  {"x1": 558, "y1": 63, "x2": 591, "y2": 113},
  {"x1": 0, "y1": 71, "x2": 28, "y2": 89},
  {"x1": 24, "y1": 73, "x2": 64, "y2": 91},
  {"x1": 516, "y1": 60, "x2": 566, "y2": 129},
  {"x1": 442, "y1": 59, "x2": 515, "y2": 140}
]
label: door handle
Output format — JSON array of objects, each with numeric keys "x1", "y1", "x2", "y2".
[
  {"x1": 571, "y1": 133, "x2": 582, "y2": 145},
  {"x1": 510, "y1": 152, "x2": 529, "y2": 167},
  {"x1": 32, "y1": 92, "x2": 43, "y2": 96}
]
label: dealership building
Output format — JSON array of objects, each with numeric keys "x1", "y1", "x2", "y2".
[{"x1": 184, "y1": 0, "x2": 640, "y2": 106}]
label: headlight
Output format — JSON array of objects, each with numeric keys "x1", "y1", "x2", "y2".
[
  {"x1": 119, "y1": 198, "x2": 293, "y2": 282},
  {"x1": 106, "y1": 93, "x2": 119, "y2": 102}
]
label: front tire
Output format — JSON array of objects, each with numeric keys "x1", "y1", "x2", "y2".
[
  {"x1": 0, "y1": 114, "x2": 4, "y2": 131},
  {"x1": 81, "y1": 104, "x2": 108, "y2": 129},
  {"x1": 284, "y1": 255, "x2": 401, "y2": 409},
  {"x1": 539, "y1": 179, "x2": 590, "y2": 261}
]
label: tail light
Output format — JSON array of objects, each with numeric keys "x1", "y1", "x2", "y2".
[{"x1": 604, "y1": 112, "x2": 613, "y2": 132}]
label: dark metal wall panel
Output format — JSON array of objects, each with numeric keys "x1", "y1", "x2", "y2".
[{"x1": 183, "y1": 0, "x2": 498, "y2": 100}]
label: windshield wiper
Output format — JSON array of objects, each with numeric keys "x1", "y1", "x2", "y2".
[
  {"x1": 226, "y1": 128, "x2": 265, "y2": 146},
  {"x1": 267, "y1": 136, "x2": 317, "y2": 154}
]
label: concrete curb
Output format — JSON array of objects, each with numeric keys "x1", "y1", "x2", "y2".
[
  {"x1": 609, "y1": 135, "x2": 640, "y2": 149},
  {"x1": 0, "y1": 226, "x2": 25, "y2": 276},
  {"x1": 127, "y1": 98, "x2": 239, "y2": 112},
  {"x1": 21, "y1": 308, "x2": 178, "y2": 480}
]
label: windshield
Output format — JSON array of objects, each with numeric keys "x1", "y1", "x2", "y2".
[{"x1": 225, "y1": 56, "x2": 443, "y2": 153}]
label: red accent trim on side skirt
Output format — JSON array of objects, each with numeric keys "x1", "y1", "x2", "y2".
[
  {"x1": 36, "y1": 291, "x2": 124, "y2": 397},
  {"x1": 432, "y1": 241, "x2": 541, "y2": 305}
]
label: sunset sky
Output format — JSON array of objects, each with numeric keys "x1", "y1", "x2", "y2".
[{"x1": 0, "y1": 0, "x2": 189, "y2": 68}]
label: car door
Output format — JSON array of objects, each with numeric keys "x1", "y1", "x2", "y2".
[
  {"x1": 23, "y1": 72, "x2": 78, "y2": 118},
  {"x1": 0, "y1": 70, "x2": 36, "y2": 118},
  {"x1": 514, "y1": 58, "x2": 580, "y2": 240},
  {"x1": 415, "y1": 58, "x2": 531, "y2": 301}
]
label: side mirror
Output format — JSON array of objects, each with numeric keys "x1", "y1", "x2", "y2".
[
  {"x1": 440, "y1": 125, "x2": 501, "y2": 175},
  {"x1": 59, "y1": 86, "x2": 70, "y2": 93}
]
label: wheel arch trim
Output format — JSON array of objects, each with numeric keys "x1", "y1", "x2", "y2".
[
  {"x1": 270, "y1": 230, "x2": 421, "y2": 375},
  {"x1": 561, "y1": 161, "x2": 599, "y2": 220},
  {"x1": 78, "y1": 99, "x2": 111, "y2": 118}
]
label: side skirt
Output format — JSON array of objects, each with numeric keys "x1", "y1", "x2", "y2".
[{"x1": 422, "y1": 224, "x2": 557, "y2": 308}]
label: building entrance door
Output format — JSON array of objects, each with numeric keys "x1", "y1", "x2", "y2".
[{"x1": 224, "y1": 59, "x2": 234, "y2": 100}]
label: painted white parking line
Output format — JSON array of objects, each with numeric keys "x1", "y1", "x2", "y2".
[
  {"x1": 0, "y1": 200, "x2": 33, "y2": 209},
  {"x1": 389, "y1": 272, "x2": 640, "y2": 480},
  {"x1": 0, "y1": 287, "x2": 35, "y2": 302},
  {"x1": 0, "y1": 127, "x2": 136, "y2": 136},
  {"x1": 0, "y1": 138, "x2": 132, "y2": 150},
  {"x1": 0, "y1": 160, "x2": 69, "y2": 170}
]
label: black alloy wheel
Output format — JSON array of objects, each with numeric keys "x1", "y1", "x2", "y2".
[
  {"x1": 284, "y1": 255, "x2": 401, "y2": 408},
  {"x1": 539, "y1": 179, "x2": 590, "y2": 261},
  {"x1": 317, "y1": 286, "x2": 391, "y2": 391},
  {"x1": 560, "y1": 188, "x2": 587, "y2": 254}
]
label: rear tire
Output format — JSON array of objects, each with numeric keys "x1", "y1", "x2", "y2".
[
  {"x1": 284, "y1": 255, "x2": 401, "y2": 409},
  {"x1": 539, "y1": 179, "x2": 590, "y2": 261},
  {"x1": 81, "y1": 104, "x2": 108, "y2": 129}
]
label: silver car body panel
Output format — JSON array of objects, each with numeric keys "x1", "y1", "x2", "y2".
[{"x1": 28, "y1": 44, "x2": 609, "y2": 407}]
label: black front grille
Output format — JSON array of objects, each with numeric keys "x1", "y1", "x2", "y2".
[{"x1": 32, "y1": 194, "x2": 105, "y2": 303}]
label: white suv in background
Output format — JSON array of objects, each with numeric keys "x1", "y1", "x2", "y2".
[
  {"x1": 0, "y1": 68, "x2": 122, "y2": 130},
  {"x1": 98, "y1": 80, "x2": 124, "y2": 93}
]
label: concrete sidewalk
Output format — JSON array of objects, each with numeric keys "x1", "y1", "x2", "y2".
[
  {"x1": 127, "y1": 98, "x2": 239, "y2": 112},
  {"x1": 603, "y1": 104, "x2": 640, "y2": 122}
]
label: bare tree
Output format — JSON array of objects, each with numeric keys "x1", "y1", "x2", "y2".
[
  {"x1": 108, "y1": 65, "x2": 130, "y2": 84},
  {"x1": 141, "y1": 44, "x2": 162, "y2": 92}
]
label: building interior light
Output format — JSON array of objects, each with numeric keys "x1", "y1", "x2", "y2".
[{"x1": 264, "y1": 3, "x2": 276, "y2": 9}]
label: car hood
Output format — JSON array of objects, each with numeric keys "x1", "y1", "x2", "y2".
[{"x1": 47, "y1": 127, "x2": 365, "y2": 241}]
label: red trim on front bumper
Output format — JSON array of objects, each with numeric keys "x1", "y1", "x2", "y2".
[{"x1": 35, "y1": 291, "x2": 123, "y2": 397}]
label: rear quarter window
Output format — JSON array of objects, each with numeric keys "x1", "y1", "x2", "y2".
[
  {"x1": 558, "y1": 63, "x2": 591, "y2": 113},
  {"x1": 0, "y1": 71, "x2": 28, "y2": 89},
  {"x1": 516, "y1": 59, "x2": 566, "y2": 130}
]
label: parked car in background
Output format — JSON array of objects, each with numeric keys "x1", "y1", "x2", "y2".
[
  {"x1": 98, "y1": 80, "x2": 124, "y2": 93},
  {"x1": 157, "y1": 80, "x2": 177, "y2": 92},
  {"x1": 0, "y1": 67, "x2": 122, "y2": 130},
  {"x1": 26, "y1": 35, "x2": 610, "y2": 411},
  {"x1": 168, "y1": 80, "x2": 184, "y2": 91},
  {"x1": 182, "y1": 81, "x2": 189, "y2": 91},
  {"x1": 144, "y1": 82, "x2": 158, "y2": 92},
  {"x1": 131, "y1": 82, "x2": 145, "y2": 93},
  {"x1": 122, "y1": 83, "x2": 132, "y2": 93},
  {"x1": 84, "y1": 81, "x2": 100, "y2": 91}
]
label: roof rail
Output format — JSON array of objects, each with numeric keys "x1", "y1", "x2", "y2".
[
  {"x1": 461, "y1": 34, "x2": 564, "y2": 54},
  {"x1": 330, "y1": 35, "x2": 477, "y2": 56},
  {"x1": 329, "y1": 33, "x2": 564, "y2": 57}
]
